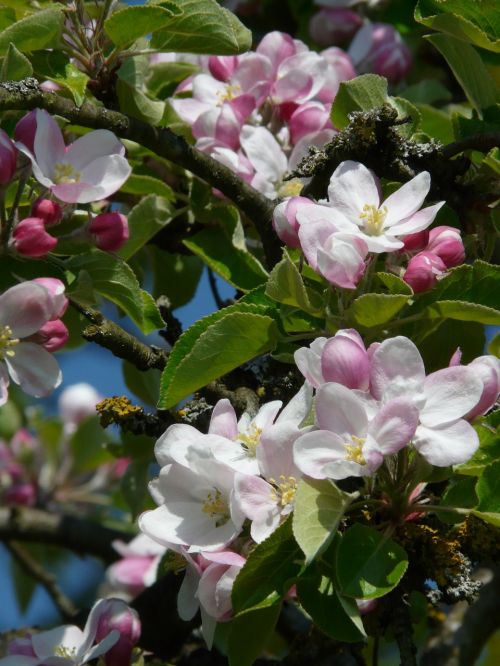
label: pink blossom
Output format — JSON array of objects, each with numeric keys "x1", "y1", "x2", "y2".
[
  {"x1": 107, "y1": 533, "x2": 166, "y2": 598},
  {"x1": 464, "y1": 356, "x2": 500, "y2": 420},
  {"x1": 17, "y1": 109, "x2": 131, "y2": 204},
  {"x1": 401, "y1": 229, "x2": 430, "y2": 253},
  {"x1": 33, "y1": 278, "x2": 68, "y2": 319},
  {"x1": 12, "y1": 217, "x2": 58, "y2": 257},
  {"x1": 208, "y1": 55, "x2": 242, "y2": 81},
  {"x1": 88, "y1": 212, "x2": 129, "y2": 252},
  {"x1": 30, "y1": 319, "x2": 69, "y2": 352},
  {"x1": 95, "y1": 599, "x2": 141, "y2": 666},
  {"x1": 272, "y1": 196, "x2": 314, "y2": 248},
  {"x1": 31, "y1": 198, "x2": 63, "y2": 226},
  {"x1": 0, "y1": 281, "x2": 63, "y2": 405},
  {"x1": 309, "y1": 8, "x2": 363, "y2": 47},
  {"x1": 349, "y1": 22, "x2": 412, "y2": 83},
  {"x1": 288, "y1": 102, "x2": 332, "y2": 144},
  {"x1": 0, "y1": 128, "x2": 17, "y2": 184},
  {"x1": 14, "y1": 110, "x2": 37, "y2": 152},
  {"x1": 427, "y1": 226, "x2": 465, "y2": 267},
  {"x1": 403, "y1": 251, "x2": 446, "y2": 293},
  {"x1": 321, "y1": 329, "x2": 371, "y2": 390}
]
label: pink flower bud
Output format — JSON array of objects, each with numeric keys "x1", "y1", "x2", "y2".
[
  {"x1": 401, "y1": 229, "x2": 429, "y2": 254},
  {"x1": 14, "y1": 110, "x2": 37, "y2": 153},
  {"x1": 272, "y1": 196, "x2": 313, "y2": 248},
  {"x1": 8, "y1": 636, "x2": 36, "y2": 657},
  {"x1": 95, "y1": 599, "x2": 141, "y2": 666},
  {"x1": 465, "y1": 356, "x2": 500, "y2": 420},
  {"x1": 427, "y1": 226, "x2": 465, "y2": 268},
  {"x1": 449, "y1": 347, "x2": 462, "y2": 367},
  {"x1": 321, "y1": 329, "x2": 370, "y2": 390},
  {"x1": 107, "y1": 556, "x2": 155, "y2": 596},
  {"x1": 349, "y1": 23, "x2": 412, "y2": 83},
  {"x1": 289, "y1": 102, "x2": 332, "y2": 144},
  {"x1": 403, "y1": 251, "x2": 446, "y2": 293},
  {"x1": 4, "y1": 482, "x2": 36, "y2": 507},
  {"x1": 39, "y1": 80, "x2": 62, "y2": 92},
  {"x1": 89, "y1": 212, "x2": 129, "y2": 252},
  {"x1": 33, "y1": 278, "x2": 68, "y2": 319},
  {"x1": 12, "y1": 217, "x2": 58, "y2": 257},
  {"x1": 31, "y1": 319, "x2": 69, "y2": 352},
  {"x1": 31, "y1": 198, "x2": 63, "y2": 227},
  {"x1": 0, "y1": 129, "x2": 17, "y2": 185},
  {"x1": 208, "y1": 55, "x2": 241, "y2": 81},
  {"x1": 372, "y1": 39, "x2": 412, "y2": 83},
  {"x1": 309, "y1": 8, "x2": 363, "y2": 47}
]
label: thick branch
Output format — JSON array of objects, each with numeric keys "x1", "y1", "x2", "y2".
[
  {"x1": 0, "y1": 506, "x2": 131, "y2": 562},
  {"x1": 5, "y1": 541, "x2": 78, "y2": 621},
  {"x1": 0, "y1": 79, "x2": 281, "y2": 268},
  {"x1": 442, "y1": 132, "x2": 500, "y2": 159}
]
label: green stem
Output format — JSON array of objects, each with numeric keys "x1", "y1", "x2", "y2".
[{"x1": 408, "y1": 503, "x2": 470, "y2": 516}]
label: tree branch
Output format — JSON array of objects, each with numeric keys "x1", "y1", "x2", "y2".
[
  {"x1": 0, "y1": 78, "x2": 281, "y2": 268},
  {"x1": 442, "y1": 133, "x2": 500, "y2": 159},
  {"x1": 0, "y1": 506, "x2": 131, "y2": 562},
  {"x1": 5, "y1": 540, "x2": 78, "y2": 621}
]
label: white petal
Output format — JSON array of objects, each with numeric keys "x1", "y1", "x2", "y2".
[
  {"x1": 240, "y1": 126, "x2": 287, "y2": 182},
  {"x1": 315, "y1": 382, "x2": 368, "y2": 437},
  {"x1": 370, "y1": 336, "x2": 425, "y2": 402},
  {"x1": 64, "y1": 130, "x2": 125, "y2": 170},
  {"x1": 294, "y1": 429, "x2": 347, "y2": 479},
  {"x1": 32, "y1": 626, "x2": 84, "y2": 659},
  {"x1": 383, "y1": 171, "x2": 431, "y2": 227},
  {"x1": 252, "y1": 401, "x2": 283, "y2": 430},
  {"x1": 367, "y1": 397, "x2": 419, "y2": 455},
  {"x1": 177, "y1": 564, "x2": 201, "y2": 621},
  {"x1": 67, "y1": 155, "x2": 131, "y2": 203},
  {"x1": 0, "y1": 364, "x2": 9, "y2": 406},
  {"x1": 258, "y1": 422, "x2": 303, "y2": 480},
  {"x1": 81, "y1": 630, "x2": 119, "y2": 663},
  {"x1": 413, "y1": 419, "x2": 479, "y2": 466},
  {"x1": 209, "y1": 399, "x2": 238, "y2": 439},
  {"x1": 33, "y1": 109, "x2": 65, "y2": 176},
  {"x1": 0, "y1": 282, "x2": 53, "y2": 337},
  {"x1": 388, "y1": 202, "x2": 445, "y2": 236},
  {"x1": 155, "y1": 423, "x2": 202, "y2": 467},
  {"x1": 6, "y1": 343, "x2": 61, "y2": 398},
  {"x1": 327, "y1": 161, "x2": 379, "y2": 223},
  {"x1": 276, "y1": 382, "x2": 313, "y2": 426},
  {"x1": 421, "y1": 366, "x2": 484, "y2": 427}
]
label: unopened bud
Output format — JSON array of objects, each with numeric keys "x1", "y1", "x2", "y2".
[
  {"x1": 12, "y1": 218, "x2": 57, "y2": 257},
  {"x1": 31, "y1": 198, "x2": 63, "y2": 227},
  {"x1": 401, "y1": 230, "x2": 429, "y2": 253},
  {"x1": 272, "y1": 196, "x2": 313, "y2": 248},
  {"x1": 95, "y1": 598, "x2": 141, "y2": 666},
  {"x1": 89, "y1": 212, "x2": 129, "y2": 252},
  {"x1": 14, "y1": 110, "x2": 37, "y2": 153},
  {"x1": 289, "y1": 102, "x2": 332, "y2": 144},
  {"x1": 309, "y1": 8, "x2": 363, "y2": 47},
  {"x1": 427, "y1": 226, "x2": 465, "y2": 268},
  {"x1": 0, "y1": 129, "x2": 17, "y2": 185},
  {"x1": 403, "y1": 251, "x2": 446, "y2": 293},
  {"x1": 321, "y1": 330, "x2": 370, "y2": 390},
  {"x1": 208, "y1": 55, "x2": 240, "y2": 81},
  {"x1": 58, "y1": 383, "x2": 101, "y2": 426},
  {"x1": 31, "y1": 319, "x2": 69, "y2": 352}
]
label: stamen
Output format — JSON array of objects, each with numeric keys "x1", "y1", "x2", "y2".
[
  {"x1": 269, "y1": 475, "x2": 298, "y2": 508},
  {"x1": 344, "y1": 435, "x2": 366, "y2": 465},
  {"x1": 278, "y1": 179, "x2": 303, "y2": 198},
  {"x1": 54, "y1": 646, "x2": 77, "y2": 659},
  {"x1": 359, "y1": 204, "x2": 388, "y2": 236},
  {"x1": 53, "y1": 162, "x2": 81, "y2": 184},
  {"x1": 237, "y1": 425, "x2": 262, "y2": 458},
  {"x1": 216, "y1": 83, "x2": 242, "y2": 104},
  {"x1": 0, "y1": 325, "x2": 19, "y2": 360},
  {"x1": 202, "y1": 488, "x2": 230, "y2": 527}
]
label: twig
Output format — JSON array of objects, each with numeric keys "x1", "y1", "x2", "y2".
[
  {"x1": 0, "y1": 506, "x2": 131, "y2": 562},
  {"x1": 0, "y1": 79, "x2": 281, "y2": 268},
  {"x1": 442, "y1": 132, "x2": 500, "y2": 159},
  {"x1": 207, "y1": 268, "x2": 227, "y2": 309},
  {"x1": 5, "y1": 540, "x2": 78, "y2": 621},
  {"x1": 392, "y1": 592, "x2": 418, "y2": 666}
]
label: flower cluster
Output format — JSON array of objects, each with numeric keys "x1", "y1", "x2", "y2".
[
  {"x1": 169, "y1": 31, "x2": 355, "y2": 198},
  {"x1": 138, "y1": 329, "x2": 499, "y2": 643},
  {"x1": 273, "y1": 160, "x2": 462, "y2": 291}
]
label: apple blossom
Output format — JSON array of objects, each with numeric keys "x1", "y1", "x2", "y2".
[
  {"x1": 12, "y1": 217, "x2": 58, "y2": 257},
  {"x1": 14, "y1": 110, "x2": 37, "y2": 152},
  {"x1": 401, "y1": 229, "x2": 430, "y2": 253},
  {"x1": 288, "y1": 102, "x2": 333, "y2": 144},
  {"x1": 294, "y1": 382, "x2": 419, "y2": 480},
  {"x1": 94, "y1": 599, "x2": 141, "y2": 666},
  {"x1": 88, "y1": 212, "x2": 129, "y2": 252},
  {"x1": 106, "y1": 533, "x2": 166, "y2": 599},
  {"x1": 0, "y1": 128, "x2": 17, "y2": 184},
  {"x1": 427, "y1": 226, "x2": 465, "y2": 267},
  {"x1": 403, "y1": 251, "x2": 447, "y2": 293},
  {"x1": 30, "y1": 319, "x2": 69, "y2": 353},
  {"x1": 273, "y1": 196, "x2": 314, "y2": 248},
  {"x1": 463, "y1": 356, "x2": 500, "y2": 420},
  {"x1": 0, "y1": 281, "x2": 63, "y2": 405},
  {"x1": 33, "y1": 278, "x2": 68, "y2": 319},
  {"x1": 349, "y1": 22, "x2": 412, "y2": 83},
  {"x1": 17, "y1": 109, "x2": 131, "y2": 204},
  {"x1": 31, "y1": 198, "x2": 63, "y2": 226},
  {"x1": 309, "y1": 8, "x2": 363, "y2": 47},
  {"x1": 58, "y1": 382, "x2": 102, "y2": 434}
]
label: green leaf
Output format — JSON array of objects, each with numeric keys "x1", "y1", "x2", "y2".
[
  {"x1": 415, "y1": 0, "x2": 500, "y2": 53},
  {"x1": 117, "y1": 78, "x2": 165, "y2": 125},
  {"x1": 331, "y1": 74, "x2": 389, "y2": 129},
  {"x1": 150, "y1": 247, "x2": 204, "y2": 309},
  {"x1": 146, "y1": 60, "x2": 199, "y2": 97},
  {"x1": 439, "y1": 475, "x2": 478, "y2": 523},
  {"x1": 373, "y1": 272, "x2": 413, "y2": 295},
  {"x1": 158, "y1": 303, "x2": 278, "y2": 409},
  {"x1": 118, "y1": 195, "x2": 174, "y2": 261},
  {"x1": 150, "y1": 0, "x2": 252, "y2": 55},
  {"x1": 183, "y1": 206, "x2": 268, "y2": 292},
  {"x1": 425, "y1": 34, "x2": 500, "y2": 113},
  {"x1": 119, "y1": 175, "x2": 175, "y2": 200},
  {"x1": 0, "y1": 400, "x2": 22, "y2": 439},
  {"x1": 489, "y1": 333, "x2": 500, "y2": 357},
  {"x1": 104, "y1": 3, "x2": 182, "y2": 48},
  {"x1": 293, "y1": 478, "x2": 355, "y2": 564},
  {"x1": 349, "y1": 293, "x2": 409, "y2": 328},
  {"x1": 476, "y1": 460, "x2": 500, "y2": 514},
  {"x1": 266, "y1": 250, "x2": 324, "y2": 316},
  {"x1": 297, "y1": 570, "x2": 366, "y2": 643},
  {"x1": 470, "y1": 510, "x2": 500, "y2": 527},
  {"x1": 228, "y1": 601, "x2": 282, "y2": 666},
  {"x1": 123, "y1": 361, "x2": 162, "y2": 408},
  {"x1": 425, "y1": 300, "x2": 500, "y2": 325},
  {"x1": 66, "y1": 249, "x2": 164, "y2": 334},
  {"x1": 399, "y1": 79, "x2": 452, "y2": 105},
  {"x1": 232, "y1": 518, "x2": 302, "y2": 614},
  {"x1": 10, "y1": 554, "x2": 37, "y2": 613},
  {"x1": 0, "y1": 8, "x2": 63, "y2": 55},
  {"x1": 1, "y1": 42, "x2": 32, "y2": 80},
  {"x1": 121, "y1": 458, "x2": 151, "y2": 519},
  {"x1": 336, "y1": 524, "x2": 408, "y2": 599},
  {"x1": 70, "y1": 416, "x2": 113, "y2": 474}
]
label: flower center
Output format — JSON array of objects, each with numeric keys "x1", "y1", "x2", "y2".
[
  {"x1": 217, "y1": 83, "x2": 242, "y2": 104},
  {"x1": 53, "y1": 162, "x2": 81, "y2": 184},
  {"x1": 278, "y1": 178, "x2": 303, "y2": 198},
  {"x1": 54, "y1": 646, "x2": 77, "y2": 659},
  {"x1": 359, "y1": 204, "x2": 388, "y2": 236},
  {"x1": 269, "y1": 475, "x2": 298, "y2": 508},
  {"x1": 202, "y1": 488, "x2": 230, "y2": 527},
  {"x1": 344, "y1": 435, "x2": 366, "y2": 465},
  {"x1": 0, "y1": 325, "x2": 19, "y2": 360},
  {"x1": 236, "y1": 425, "x2": 262, "y2": 458}
]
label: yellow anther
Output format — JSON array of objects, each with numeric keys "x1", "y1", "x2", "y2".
[
  {"x1": 0, "y1": 325, "x2": 19, "y2": 360},
  {"x1": 202, "y1": 488, "x2": 230, "y2": 527},
  {"x1": 344, "y1": 435, "x2": 366, "y2": 465},
  {"x1": 216, "y1": 83, "x2": 242, "y2": 104},
  {"x1": 269, "y1": 475, "x2": 298, "y2": 508},
  {"x1": 236, "y1": 424, "x2": 262, "y2": 458},
  {"x1": 54, "y1": 646, "x2": 77, "y2": 659},
  {"x1": 359, "y1": 204, "x2": 388, "y2": 236},
  {"x1": 53, "y1": 162, "x2": 81, "y2": 184},
  {"x1": 278, "y1": 178, "x2": 303, "y2": 198}
]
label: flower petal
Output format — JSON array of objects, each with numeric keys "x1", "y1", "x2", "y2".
[
  {"x1": 155, "y1": 423, "x2": 204, "y2": 467},
  {"x1": 383, "y1": 171, "x2": 431, "y2": 227},
  {"x1": 294, "y1": 429, "x2": 347, "y2": 478},
  {"x1": 0, "y1": 282, "x2": 54, "y2": 337},
  {"x1": 32, "y1": 626, "x2": 84, "y2": 659},
  {"x1": 327, "y1": 161, "x2": 379, "y2": 222},
  {"x1": 53, "y1": 155, "x2": 131, "y2": 204},
  {"x1": 209, "y1": 399, "x2": 238, "y2": 439},
  {"x1": 64, "y1": 130, "x2": 125, "y2": 170},
  {"x1": 370, "y1": 336, "x2": 425, "y2": 402},
  {"x1": 0, "y1": 364, "x2": 9, "y2": 406},
  {"x1": 276, "y1": 382, "x2": 313, "y2": 426},
  {"x1": 315, "y1": 382, "x2": 368, "y2": 437},
  {"x1": 388, "y1": 202, "x2": 445, "y2": 236},
  {"x1": 33, "y1": 109, "x2": 65, "y2": 176},
  {"x1": 413, "y1": 419, "x2": 479, "y2": 466},
  {"x1": 421, "y1": 366, "x2": 484, "y2": 427},
  {"x1": 6, "y1": 342, "x2": 61, "y2": 398},
  {"x1": 240, "y1": 126, "x2": 287, "y2": 183},
  {"x1": 367, "y1": 397, "x2": 419, "y2": 455}
]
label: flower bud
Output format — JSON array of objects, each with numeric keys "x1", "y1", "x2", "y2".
[
  {"x1": 449, "y1": 347, "x2": 462, "y2": 367},
  {"x1": 7, "y1": 635, "x2": 36, "y2": 657},
  {"x1": 401, "y1": 229, "x2": 429, "y2": 254},
  {"x1": 31, "y1": 319, "x2": 69, "y2": 352},
  {"x1": 33, "y1": 277, "x2": 68, "y2": 319},
  {"x1": 309, "y1": 8, "x2": 363, "y2": 47},
  {"x1": 465, "y1": 356, "x2": 500, "y2": 420},
  {"x1": 289, "y1": 102, "x2": 332, "y2": 144},
  {"x1": 349, "y1": 23, "x2": 412, "y2": 83},
  {"x1": 427, "y1": 226, "x2": 465, "y2": 268},
  {"x1": 0, "y1": 129, "x2": 17, "y2": 185},
  {"x1": 39, "y1": 80, "x2": 62, "y2": 93},
  {"x1": 403, "y1": 251, "x2": 446, "y2": 293},
  {"x1": 208, "y1": 55, "x2": 240, "y2": 81},
  {"x1": 372, "y1": 39, "x2": 412, "y2": 83},
  {"x1": 31, "y1": 198, "x2": 63, "y2": 227},
  {"x1": 89, "y1": 212, "x2": 129, "y2": 252},
  {"x1": 4, "y1": 482, "x2": 36, "y2": 507},
  {"x1": 14, "y1": 110, "x2": 37, "y2": 153},
  {"x1": 58, "y1": 383, "x2": 101, "y2": 427},
  {"x1": 272, "y1": 196, "x2": 312, "y2": 248},
  {"x1": 12, "y1": 217, "x2": 58, "y2": 257},
  {"x1": 95, "y1": 598, "x2": 141, "y2": 666},
  {"x1": 321, "y1": 329, "x2": 370, "y2": 390}
]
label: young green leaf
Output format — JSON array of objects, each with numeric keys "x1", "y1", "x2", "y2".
[
  {"x1": 266, "y1": 251, "x2": 324, "y2": 316},
  {"x1": 349, "y1": 293, "x2": 409, "y2": 328},
  {"x1": 104, "y1": 3, "x2": 182, "y2": 48},
  {"x1": 1, "y1": 42, "x2": 32, "y2": 80},
  {"x1": 227, "y1": 601, "x2": 282, "y2": 666},
  {"x1": 0, "y1": 8, "x2": 63, "y2": 55}
]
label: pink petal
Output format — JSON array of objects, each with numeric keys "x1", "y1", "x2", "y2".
[
  {"x1": 315, "y1": 382, "x2": 368, "y2": 437},
  {"x1": 64, "y1": 130, "x2": 125, "y2": 170},
  {"x1": 0, "y1": 282, "x2": 54, "y2": 337},
  {"x1": 388, "y1": 202, "x2": 445, "y2": 236},
  {"x1": 33, "y1": 109, "x2": 65, "y2": 175},
  {"x1": 296, "y1": 211, "x2": 338, "y2": 270},
  {"x1": 321, "y1": 334, "x2": 370, "y2": 390},
  {"x1": 421, "y1": 366, "x2": 484, "y2": 427},
  {"x1": 209, "y1": 399, "x2": 238, "y2": 439},
  {"x1": 367, "y1": 397, "x2": 419, "y2": 455},
  {"x1": 234, "y1": 473, "x2": 276, "y2": 520},
  {"x1": 6, "y1": 342, "x2": 61, "y2": 398},
  {"x1": 413, "y1": 419, "x2": 479, "y2": 466},
  {"x1": 0, "y1": 364, "x2": 9, "y2": 406},
  {"x1": 383, "y1": 171, "x2": 431, "y2": 227},
  {"x1": 370, "y1": 336, "x2": 425, "y2": 402}
]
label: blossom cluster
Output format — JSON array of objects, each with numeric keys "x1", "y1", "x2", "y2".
[
  {"x1": 136, "y1": 329, "x2": 499, "y2": 644},
  {"x1": 273, "y1": 160, "x2": 464, "y2": 291}
]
